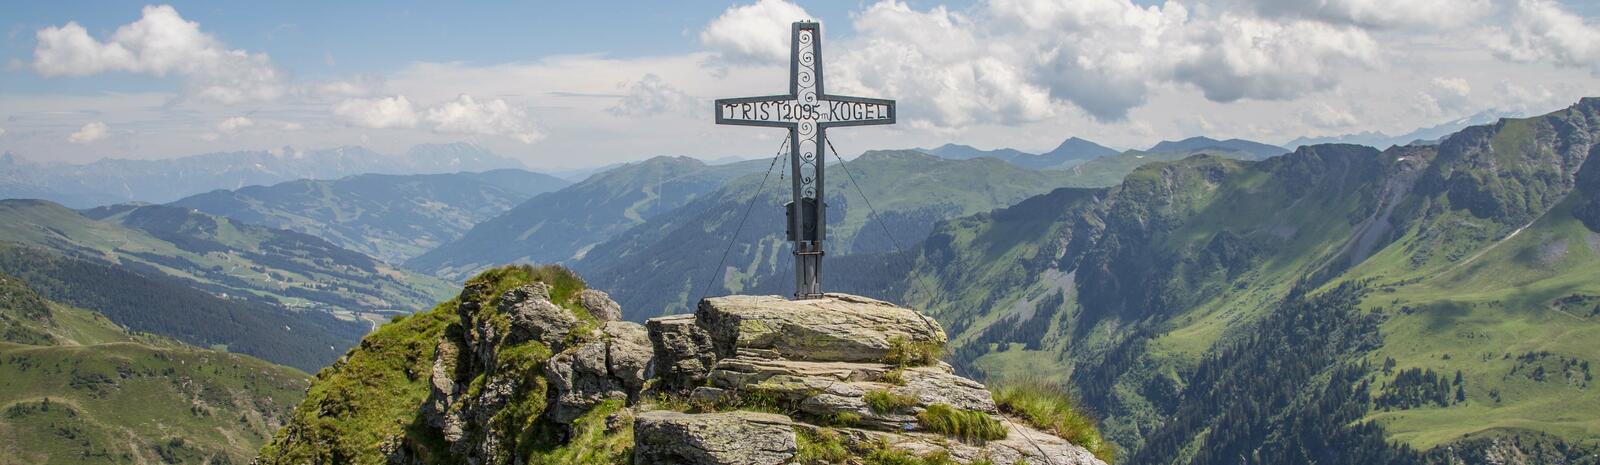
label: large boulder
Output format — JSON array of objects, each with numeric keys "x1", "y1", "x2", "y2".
[
  {"x1": 633, "y1": 411, "x2": 797, "y2": 465},
  {"x1": 578, "y1": 289, "x2": 623, "y2": 321},
  {"x1": 700, "y1": 354, "x2": 998, "y2": 430},
  {"x1": 501, "y1": 284, "x2": 580, "y2": 351},
  {"x1": 544, "y1": 321, "x2": 653, "y2": 424},
  {"x1": 647, "y1": 314, "x2": 719, "y2": 392},
  {"x1": 827, "y1": 421, "x2": 1104, "y2": 465},
  {"x1": 696, "y1": 293, "x2": 946, "y2": 362}
]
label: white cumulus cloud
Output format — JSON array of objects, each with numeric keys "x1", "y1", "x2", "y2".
[
  {"x1": 1170, "y1": 14, "x2": 1378, "y2": 103},
  {"x1": 32, "y1": 5, "x2": 285, "y2": 104},
  {"x1": 1230, "y1": 0, "x2": 1494, "y2": 29},
  {"x1": 216, "y1": 116, "x2": 254, "y2": 133},
  {"x1": 68, "y1": 121, "x2": 108, "y2": 144},
  {"x1": 332, "y1": 94, "x2": 541, "y2": 143},
  {"x1": 1487, "y1": 0, "x2": 1600, "y2": 74},
  {"x1": 425, "y1": 95, "x2": 542, "y2": 144},
  {"x1": 701, "y1": 0, "x2": 813, "y2": 65},
  {"x1": 1300, "y1": 101, "x2": 1359, "y2": 128},
  {"x1": 332, "y1": 96, "x2": 420, "y2": 129},
  {"x1": 608, "y1": 74, "x2": 700, "y2": 117},
  {"x1": 815, "y1": 0, "x2": 1380, "y2": 125},
  {"x1": 834, "y1": 2, "x2": 1056, "y2": 126}
]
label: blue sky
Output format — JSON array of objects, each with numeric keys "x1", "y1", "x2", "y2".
[
  {"x1": 3, "y1": 0, "x2": 1599, "y2": 169},
  {"x1": 1, "y1": 1, "x2": 878, "y2": 93}
]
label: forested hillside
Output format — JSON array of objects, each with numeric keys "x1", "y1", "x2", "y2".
[
  {"x1": 407, "y1": 156, "x2": 768, "y2": 280},
  {"x1": 575, "y1": 150, "x2": 1085, "y2": 318},
  {"x1": 0, "y1": 244, "x2": 365, "y2": 371},
  {"x1": 0, "y1": 200, "x2": 451, "y2": 316},
  {"x1": 0, "y1": 271, "x2": 308, "y2": 464}
]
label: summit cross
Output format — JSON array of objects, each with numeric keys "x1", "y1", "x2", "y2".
[{"x1": 714, "y1": 21, "x2": 896, "y2": 300}]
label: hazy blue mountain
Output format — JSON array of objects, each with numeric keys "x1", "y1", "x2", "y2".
[
  {"x1": 406, "y1": 156, "x2": 769, "y2": 280},
  {"x1": 1287, "y1": 110, "x2": 1516, "y2": 150},
  {"x1": 169, "y1": 170, "x2": 569, "y2": 263},
  {"x1": 919, "y1": 137, "x2": 1119, "y2": 170},
  {"x1": 1147, "y1": 136, "x2": 1288, "y2": 159},
  {"x1": 0, "y1": 142, "x2": 527, "y2": 208},
  {"x1": 920, "y1": 143, "x2": 1034, "y2": 161},
  {"x1": 1012, "y1": 137, "x2": 1121, "y2": 169}
]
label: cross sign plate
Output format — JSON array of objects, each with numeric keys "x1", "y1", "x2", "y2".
[{"x1": 714, "y1": 21, "x2": 896, "y2": 299}]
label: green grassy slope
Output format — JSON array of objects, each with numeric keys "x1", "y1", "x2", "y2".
[
  {"x1": 0, "y1": 272, "x2": 308, "y2": 465},
  {"x1": 170, "y1": 170, "x2": 569, "y2": 264},
  {"x1": 868, "y1": 98, "x2": 1600, "y2": 462},
  {"x1": 0, "y1": 200, "x2": 451, "y2": 315}
]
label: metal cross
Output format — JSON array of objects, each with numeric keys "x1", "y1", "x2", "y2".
[{"x1": 714, "y1": 21, "x2": 895, "y2": 300}]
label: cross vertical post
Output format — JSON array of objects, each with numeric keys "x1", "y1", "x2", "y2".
[{"x1": 714, "y1": 21, "x2": 895, "y2": 300}]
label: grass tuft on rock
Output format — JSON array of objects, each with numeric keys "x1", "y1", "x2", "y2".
[
  {"x1": 884, "y1": 336, "x2": 943, "y2": 367},
  {"x1": 916, "y1": 404, "x2": 1007, "y2": 443},
  {"x1": 796, "y1": 428, "x2": 853, "y2": 464},
  {"x1": 864, "y1": 390, "x2": 919, "y2": 414},
  {"x1": 524, "y1": 399, "x2": 632, "y2": 464},
  {"x1": 991, "y1": 379, "x2": 1115, "y2": 463}
]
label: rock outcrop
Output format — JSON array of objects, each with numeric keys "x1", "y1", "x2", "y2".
[
  {"x1": 418, "y1": 278, "x2": 649, "y2": 464},
  {"x1": 696, "y1": 293, "x2": 947, "y2": 362},
  {"x1": 266, "y1": 263, "x2": 1104, "y2": 465},
  {"x1": 637, "y1": 293, "x2": 1106, "y2": 465}
]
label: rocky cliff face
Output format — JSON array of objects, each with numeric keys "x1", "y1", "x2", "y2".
[{"x1": 257, "y1": 265, "x2": 1107, "y2": 465}]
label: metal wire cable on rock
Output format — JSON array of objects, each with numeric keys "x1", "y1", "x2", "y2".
[{"x1": 693, "y1": 137, "x2": 789, "y2": 305}]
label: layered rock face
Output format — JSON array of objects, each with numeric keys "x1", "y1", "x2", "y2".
[{"x1": 638, "y1": 293, "x2": 1106, "y2": 465}]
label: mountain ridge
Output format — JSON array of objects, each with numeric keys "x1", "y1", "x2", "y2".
[
  {"x1": 0, "y1": 142, "x2": 532, "y2": 208},
  {"x1": 169, "y1": 169, "x2": 570, "y2": 263}
]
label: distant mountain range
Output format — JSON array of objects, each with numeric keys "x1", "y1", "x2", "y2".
[
  {"x1": 0, "y1": 142, "x2": 530, "y2": 208},
  {"x1": 918, "y1": 136, "x2": 1285, "y2": 170},
  {"x1": 1286, "y1": 110, "x2": 1516, "y2": 150},
  {"x1": 170, "y1": 170, "x2": 570, "y2": 263},
  {"x1": 918, "y1": 136, "x2": 1119, "y2": 170},
  {"x1": 405, "y1": 156, "x2": 770, "y2": 280},
  {"x1": 1145, "y1": 136, "x2": 1288, "y2": 159}
]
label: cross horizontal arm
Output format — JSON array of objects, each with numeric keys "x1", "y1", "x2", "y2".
[{"x1": 715, "y1": 95, "x2": 895, "y2": 127}]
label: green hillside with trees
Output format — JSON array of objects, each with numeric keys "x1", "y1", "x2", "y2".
[{"x1": 0, "y1": 271, "x2": 308, "y2": 465}]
